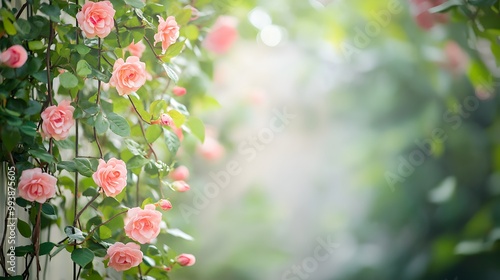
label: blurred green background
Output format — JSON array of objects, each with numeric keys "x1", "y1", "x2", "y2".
[{"x1": 167, "y1": 0, "x2": 500, "y2": 279}]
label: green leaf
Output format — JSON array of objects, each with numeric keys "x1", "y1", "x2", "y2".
[
  {"x1": 127, "y1": 155, "x2": 150, "y2": 169},
  {"x1": 75, "y1": 158, "x2": 96, "y2": 177},
  {"x1": 107, "y1": 112, "x2": 130, "y2": 137},
  {"x1": 19, "y1": 122, "x2": 38, "y2": 137},
  {"x1": 82, "y1": 187, "x2": 98, "y2": 197},
  {"x1": 149, "y1": 100, "x2": 167, "y2": 119},
  {"x1": 124, "y1": 139, "x2": 145, "y2": 156},
  {"x1": 1, "y1": 126, "x2": 20, "y2": 152},
  {"x1": 147, "y1": 245, "x2": 161, "y2": 256},
  {"x1": 28, "y1": 40, "x2": 44, "y2": 50},
  {"x1": 162, "y1": 63, "x2": 179, "y2": 83},
  {"x1": 169, "y1": 98, "x2": 189, "y2": 115},
  {"x1": 182, "y1": 25, "x2": 199, "y2": 40},
  {"x1": 40, "y1": 3, "x2": 61, "y2": 22},
  {"x1": 16, "y1": 197, "x2": 30, "y2": 208},
  {"x1": 71, "y1": 248, "x2": 94, "y2": 268},
  {"x1": 168, "y1": 109, "x2": 186, "y2": 127},
  {"x1": 57, "y1": 161, "x2": 77, "y2": 172},
  {"x1": 40, "y1": 242, "x2": 56, "y2": 255},
  {"x1": 146, "y1": 125, "x2": 162, "y2": 143},
  {"x1": 99, "y1": 225, "x2": 112, "y2": 239},
  {"x1": 3, "y1": 18, "x2": 16, "y2": 35},
  {"x1": 17, "y1": 219, "x2": 31, "y2": 238},
  {"x1": 59, "y1": 72, "x2": 79, "y2": 89},
  {"x1": 28, "y1": 149, "x2": 55, "y2": 163},
  {"x1": 428, "y1": 0, "x2": 462, "y2": 13},
  {"x1": 94, "y1": 111, "x2": 109, "y2": 134},
  {"x1": 141, "y1": 197, "x2": 155, "y2": 208},
  {"x1": 186, "y1": 117, "x2": 205, "y2": 142},
  {"x1": 167, "y1": 228, "x2": 194, "y2": 241},
  {"x1": 164, "y1": 129, "x2": 180, "y2": 155},
  {"x1": 468, "y1": 60, "x2": 493, "y2": 88},
  {"x1": 76, "y1": 60, "x2": 92, "y2": 77},
  {"x1": 469, "y1": 0, "x2": 497, "y2": 6},
  {"x1": 41, "y1": 203, "x2": 57, "y2": 220},
  {"x1": 164, "y1": 40, "x2": 185, "y2": 59},
  {"x1": 125, "y1": 0, "x2": 146, "y2": 8},
  {"x1": 24, "y1": 100, "x2": 42, "y2": 116},
  {"x1": 174, "y1": 8, "x2": 192, "y2": 26},
  {"x1": 75, "y1": 44, "x2": 90, "y2": 55},
  {"x1": 15, "y1": 245, "x2": 34, "y2": 256}
]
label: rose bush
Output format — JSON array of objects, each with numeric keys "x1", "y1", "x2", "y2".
[{"x1": 0, "y1": 0, "x2": 232, "y2": 278}]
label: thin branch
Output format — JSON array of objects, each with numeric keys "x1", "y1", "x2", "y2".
[
  {"x1": 73, "y1": 190, "x2": 101, "y2": 223},
  {"x1": 138, "y1": 264, "x2": 143, "y2": 280},
  {"x1": 15, "y1": 3, "x2": 27, "y2": 19},
  {"x1": 114, "y1": 20, "x2": 122, "y2": 48},
  {"x1": 32, "y1": 204, "x2": 42, "y2": 280},
  {"x1": 138, "y1": 120, "x2": 158, "y2": 161},
  {"x1": 76, "y1": 210, "x2": 128, "y2": 244},
  {"x1": 136, "y1": 173, "x2": 140, "y2": 207},
  {"x1": 46, "y1": 22, "x2": 54, "y2": 106},
  {"x1": 143, "y1": 36, "x2": 163, "y2": 61},
  {"x1": 94, "y1": 37, "x2": 104, "y2": 158},
  {"x1": 128, "y1": 96, "x2": 151, "y2": 124}
]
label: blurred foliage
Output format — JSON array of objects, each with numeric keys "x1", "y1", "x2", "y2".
[{"x1": 170, "y1": 0, "x2": 500, "y2": 279}]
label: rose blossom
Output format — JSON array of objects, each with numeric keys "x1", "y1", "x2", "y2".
[
  {"x1": 124, "y1": 204, "x2": 162, "y2": 244},
  {"x1": 127, "y1": 40, "x2": 146, "y2": 58},
  {"x1": 198, "y1": 136, "x2": 224, "y2": 160},
  {"x1": 158, "y1": 199, "x2": 172, "y2": 211},
  {"x1": 18, "y1": 168, "x2": 57, "y2": 203},
  {"x1": 160, "y1": 113, "x2": 173, "y2": 126},
  {"x1": 203, "y1": 16, "x2": 238, "y2": 54},
  {"x1": 154, "y1": 16, "x2": 180, "y2": 54},
  {"x1": 106, "y1": 242, "x2": 143, "y2": 271},
  {"x1": 76, "y1": 0, "x2": 116, "y2": 38},
  {"x1": 172, "y1": 86, "x2": 187, "y2": 96},
  {"x1": 109, "y1": 56, "x2": 148, "y2": 96},
  {"x1": 41, "y1": 100, "x2": 75, "y2": 141},
  {"x1": 0, "y1": 45, "x2": 28, "y2": 68},
  {"x1": 169, "y1": 165, "x2": 189, "y2": 181},
  {"x1": 175, "y1": 254, "x2": 195, "y2": 266},
  {"x1": 443, "y1": 41, "x2": 468, "y2": 75},
  {"x1": 92, "y1": 158, "x2": 127, "y2": 197},
  {"x1": 171, "y1": 125, "x2": 184, "y2": 141},
  {"x1": 172, "y1": 180, "x2": 190, "y2": 192},
  {"x1": 411, "y1": 0, "x2": 448, "y2": 30}
]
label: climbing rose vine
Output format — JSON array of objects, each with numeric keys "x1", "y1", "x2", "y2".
[{"x1": 0, "y1": 0, "x2": 234, "y2": 278}]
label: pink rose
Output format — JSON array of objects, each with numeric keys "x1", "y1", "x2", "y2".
[
  {"x1": 41, "y1": 100, "x2": 75, "y2": 141},
  {"x1": 0, "y1": 45, "x2": 28, "y2": 68},
  {"x1": 171, "y1": 125, "x2": 184, "y2": 141},
  {"x1": 443, "y1": 41, "x2": 468, "y2": 75},
  {"x1": 18, "y1": 168, "x2": 57, "y2": 203},
  {"x1": 76, "y1": 0, "x2": 116, "y2": 38},
  {"x1": 172, "y1": 180, "x2": 190, "y2": 192},
  {"x1": 411, "y1": 0, "x2": 448, "y2": 30},
  {"x1": 175, "y1": 253, "x2": 195, "y2": 266},
  {"x1": 124, "y1": 204, "x2": 162, "y2": 244},
  {"x1": 169, "y1": 165, "x2": 189, "y2": 181},
  {"x1": 158, "y1": 199, "x2": 172, "y2": 211},
  {"x1": 198, "y1": 136, "x2": 224, "y2": 160},
  {"x1": 106, "y1": 242, "x2": 143, "y2": 271},
  {"x1": 203, "y1": 16, "x2": 238, "y2": 54},
  {"x1": 160, "y1": 113, "x2": 173, "y2": 126},
  {"x1": 127, "y1": 40, "x2": 146, "y2": 58},
  {"x1": 92, "y1": 158, "x2": 127, "y2": 197},
  {"x1": 154, "y1": 16, "x2": 180, "y2": 54},
  {"x1": 109, "y1": 56, "x2": 147, "y2": 96},
  {"x1": 187, "y1": 5, "x2": 200, "y2": 21},
  {"x1": 172, "y1": 86, "x2": 186, "y2": 96}
]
